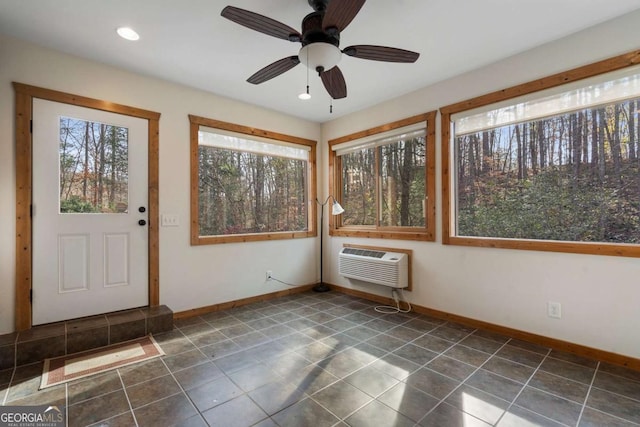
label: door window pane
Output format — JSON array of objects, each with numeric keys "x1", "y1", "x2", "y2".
[{"x1": 59, "y1": 117, "x2": 129, "y2": 213}]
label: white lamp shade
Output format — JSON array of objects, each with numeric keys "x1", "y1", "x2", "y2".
[
  {"x1": 299, "y1": 43, "x2": 342, "y2": 72},
  {"x1": 331, "y1": 200, "x2": 345, "y2": 215}
]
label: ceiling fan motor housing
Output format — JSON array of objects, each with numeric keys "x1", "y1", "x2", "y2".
[{"x1": 301, "y1": 12, "x2": 339, "y2": 47}]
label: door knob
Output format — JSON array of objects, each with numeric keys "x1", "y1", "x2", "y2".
[{"x1": 138, "y1": 219, "x2": 147, "y2": 226}]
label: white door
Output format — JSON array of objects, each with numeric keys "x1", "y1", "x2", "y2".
[{"x1": 32, "y1": 98, "x2": 149, "y2": 325}]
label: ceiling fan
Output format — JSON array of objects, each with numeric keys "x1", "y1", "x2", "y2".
[{"x1": 221, "y1": 0, "x2": 420, "y2": 100}]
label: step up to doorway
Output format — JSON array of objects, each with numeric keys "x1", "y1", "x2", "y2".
[{"x1": 0, "y1": 305, "x2": 173, "y2": 371}]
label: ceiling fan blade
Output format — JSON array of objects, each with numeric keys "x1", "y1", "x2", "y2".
[
  {"x1": 320, "y1": 66, "x2": 347, "y2": 99},
  {"x1": 221, "y1": 6, "x2": 301, "y2": 42},
  {"x1": 247, "y1": 56, "x2": 300, "y2": 84},
  {"x1": 322, "y1": 0, "x2": 366, "y2": 32},
  {"x1": 343, "y1": 45, "x2": 420, "y2": 63}
]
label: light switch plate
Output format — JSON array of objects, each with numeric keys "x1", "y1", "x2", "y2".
[{"x1": 161, "y1": 214, "x2": 179, "y2": 227}]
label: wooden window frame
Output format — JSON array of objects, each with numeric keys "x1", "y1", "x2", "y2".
[
  {"x1": 329, "y1": 112, "x2": 437, "y2": 241},
  {"x1": 189, "y1": 115, "x2": 317, "y2": 245},
  {"x1": 440, "y1": 49, "x2": 640, "y2": 257}
]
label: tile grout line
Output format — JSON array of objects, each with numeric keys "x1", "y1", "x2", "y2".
[
  {"x1": 169, "y1": 324, "x2": 246, "y2": 379},
  {"x1": 69, "y1": 376, "x2": 146, "y2": 426},
  {"x1": 575, "y1": 360, "x2": 599, "y2": 426},
  {"x1": 493, "y1": 347, "x2": 559, "y2": 427},
  {"x1": 239, "y1": 302, "x2": 409, "y2": 424},
  {"x1": 309, "y1": 391, "x2": 372, "y2": 424},
  {"x1": 238, "y1": 329, "x2": 323, "y2": 423},
  {"x1": 261, "y1": 312, "x2": 485, "y2": 424},
  {"x1": 116, "y1": 368, "x2": 140, "y2": 427},
  {"x1": 64, "y1": 383, "x2": 68, "y2": 427},
  {"x1": 323, "y1": 361, "x2": 414, "y2": 424},
  {"x1": 572, "y1": 365, "x2": 640, "y2": 426},
  {"x1": 305, "y1": 340, "x2": 396, "y2": 423},
  {"x1": 577, "y1": 377, "x2": 640, "y2": 404},
  {"x1": 515, "y1": 373, "x2": 597, "y2": 407},
  {"x1": 296, "y1": 337, "x2": 387, "y2": 426},
  {"x1": 415, "y1": 331, "x2": 513, "y2": 426},
  {"x1": 240, "y1": 311, "x2": 344, "y2": 425},
  {"x1": 190, "y1": 297, "x2": 339, "y2": 423},
  {"x1": 355, "y1": 320, "x2": 457, "y2": 377},
  {"x1": 507, "y1": 356, "x2": 637, "y2": 425},
  {"x1": 107, "y1": 316, "x2": 112, "y2": 346},
  {"x1": 0, "y1": 368, "x2": 12, "y2": 406},
  {"x1": 157, "y1": 357, "x2": 209, "y2": 427}
]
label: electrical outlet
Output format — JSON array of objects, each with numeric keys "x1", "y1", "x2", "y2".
[
  {"x1": 547, "y1": 301, "x2": 562, "y2": 319},
  {"x1": 161, "y1": 214, "x2": 180, "y2": 227},
  {"x1": 266, "y1": 270, "x2": 272, "y2": 280}
]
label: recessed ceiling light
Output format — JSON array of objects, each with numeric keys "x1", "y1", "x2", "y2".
[{"x1": 116, "y1": 27, "x2": 140, "y2": 41}]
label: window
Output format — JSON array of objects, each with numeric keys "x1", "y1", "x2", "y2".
[
  {"x1": 59, "y1": 117, "x2": 129, "y2": 213},
  {"x1": 329, "y1": 112, "x2": 436, "y2": 241},
  {"x1": 189, "y1": 115, "x2": 317, "y2": 245},
  {"x1": 441, "y1": 50, "x2": 640, "y2": 257}
]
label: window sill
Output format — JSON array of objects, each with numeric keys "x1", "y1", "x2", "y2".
[
  {"x1": 444, "y1": 235, "x2": 640, "y2": 258},
  {"x1": 192, "y1": 230, "x2": 315, "y2": 245},
  {"x1": 331, "y1": 227, "x2": 434, "y2": 242}
]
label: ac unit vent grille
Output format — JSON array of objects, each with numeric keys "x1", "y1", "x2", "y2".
[
  {"x1": 338, "y1": 248, "x2": 408, "y2": 289},
  {"x1": 342, "y1": 248, "x2": 385, "y2": 258}
]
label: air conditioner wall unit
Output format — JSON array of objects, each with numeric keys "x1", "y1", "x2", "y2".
[{"x1": 338, "y1": 247, "x2": 408, "y2": 289}]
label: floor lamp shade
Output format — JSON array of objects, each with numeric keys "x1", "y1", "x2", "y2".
[
  {"x1": 314, "y1": 196, "x2": 344, "y2": 292},
  {"x1": 331, "y1": 200, "x2": 345, "y2": 215}
]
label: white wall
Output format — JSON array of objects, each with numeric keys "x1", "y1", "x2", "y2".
[
  {"x1": 0, "y1": 35, "x2": 321, "y2": 334},
  {"x1": 322, "y1": 10, "x2": 640, "y2": 359}
]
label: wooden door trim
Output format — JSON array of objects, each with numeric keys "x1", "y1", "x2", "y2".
[{"x1": 13, "y1": 82, "x2": 161, "y2": 331}]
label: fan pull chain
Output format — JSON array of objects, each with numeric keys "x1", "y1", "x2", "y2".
[
  {"x1": 330, "y1": 97, "x2": 333, "y2": 114},
  {"x1": 305, "y1": 51, "x2": 310, "y2": 95},
  {"x1": 298, "y1": 49, "x2": 311, "y2": 100}
]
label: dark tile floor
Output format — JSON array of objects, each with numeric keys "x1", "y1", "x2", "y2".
[{"x1": 1, "y1": 291, "x2": 639, "y2": 426}]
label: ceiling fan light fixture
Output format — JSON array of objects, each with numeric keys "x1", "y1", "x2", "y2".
[{"x1": 299, "y1": 43, "x2": 341, "y2": 73}]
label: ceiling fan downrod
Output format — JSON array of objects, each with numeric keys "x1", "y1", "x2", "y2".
[{"x1": 308, "y1": 0, "x2": 330, "y2": 13}]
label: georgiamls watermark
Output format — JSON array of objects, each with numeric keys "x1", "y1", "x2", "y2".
[{"x1": 0, "y1": 405, "x2": 65, "y2": 427}]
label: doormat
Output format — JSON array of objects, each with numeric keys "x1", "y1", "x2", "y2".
[{"x1": 40, "y1": 335, "x2": 164, "y2": 389}]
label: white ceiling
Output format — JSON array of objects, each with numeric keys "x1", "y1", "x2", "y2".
[{"x1": 1, "y1": 0, "x2": 640, "y2": 123}]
